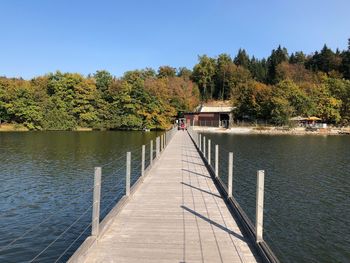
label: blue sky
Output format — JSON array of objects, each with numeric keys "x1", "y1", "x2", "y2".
[{"x1": 0, "y1": 0, "x2": 349, "y2": 79}]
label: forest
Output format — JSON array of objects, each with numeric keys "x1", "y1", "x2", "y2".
[{"x1": 1, "y1": 39, "x2": 350, "y2": 130}]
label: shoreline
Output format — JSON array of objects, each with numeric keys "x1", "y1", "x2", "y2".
[
  {"x1": 0, "y1": 124, "x2": 167, "y2": 132},
  {"x1": 193, "y1": 126, "x2": 350, "y2": 135}
]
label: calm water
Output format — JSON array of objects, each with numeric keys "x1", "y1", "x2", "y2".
[
  {"x1": 0, "y1": 131, "x2": 163, "y2": 262},
  {"x1": 201, "y1": 132, "x2": 350, "y2": 263}
]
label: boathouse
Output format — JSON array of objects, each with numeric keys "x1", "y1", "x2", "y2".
[{"x1": 184, "y1": 103, "x2": 235, "y2": 128}]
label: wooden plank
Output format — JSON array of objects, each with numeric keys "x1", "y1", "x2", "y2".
[{"x1": 72, "y1": 131, "x2": 260, "y2": 263}]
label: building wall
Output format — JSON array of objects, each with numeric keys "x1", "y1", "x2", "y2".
[{"x1": 184, "y1": 112, "x2": 232, "y2": 128}]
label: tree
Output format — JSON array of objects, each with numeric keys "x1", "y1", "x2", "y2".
[
  {"x1": 192, "y1": 55, "x2": 216, "y2": 101},
  {"x1": 248, "y1": 57, "x2": 267, "y2": 83},
  {"x1": 215, "y1": 53, "x2": 233, "y2": 99},
  {"x1": 341, "y1": 39, "x2": 350, "y2": 79},
  {"x1": 94, "y1": 70, "x2": 113, "y2": 93},
  {"x1": 270, "y1": 96, "x2": 294, "y2": 125},
  {"x1": 157, "y1": 66, "x2": 176, "y2": 78},
  {"x1": 73, "y1": 79, "x2": 99, "y2": 127},
  {"x1": 324, "y1": 77, "x2": 350, "y2": 124},
  {"x1": 234, "y1": 49, "x2": 250, "y2": 68},
  {"x1": 306, "y1": 45, "x2": 341, "y2": 74},
  {"x1": 4, "y1": 85, "x2": 43, "y2": 129},
  {"x1": 231, "y1": 80, "x2": 272, "y2": 120},
  {"x1": 276, "y1": 62, "x2": 315, "y2": 84},
  {"x1": 267, "y1": 45, "x2": 289, "y2": 84},
  {"x1": 289, "y1": 51, "x2": 306, "y2": 64},
  {"x1": 274, "y1": 80, "x2": 314, "y2": 117},
  {"x1": 177, "y1": 67, "x2": 192, "y2": 80}
]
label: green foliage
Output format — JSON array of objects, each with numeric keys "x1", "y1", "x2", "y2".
[
  {"x1": 157, "y1": 66, "x2": 176, "y2": 78},
  {"x1": 234, "y1": 49, "x2": 250, "y2": 68},
  {"x1": 306, "y1": 45, "x2": 341, "y2": 73},
  {"x1": 267, "y1": 45, "x2": 289, "y2": 84},
  {"x1": 0, "y1": 69, "x2": 199, "y2": 130},
  {"x1": 94, "y1": 70, "x2": 113, "y2": 93},
  {"x1": 42, "y1": 101, "x2": 77, "y2": 130},
  {"x1": 1, "y1": 38, "x2": 350, "y2": 129},
  {"x1": 192, "y1": 55, "x2": 216, "y2": 101}
]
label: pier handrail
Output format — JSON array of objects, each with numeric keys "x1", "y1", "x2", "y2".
[
  {"x1": 187, "y1": 126, "x2": 280, "y2": 263},
  {"x1": 0, "y1": 127, "x2": 178, "y2": 262},
  {"x1": 67, "y1": 126, "x2": 177, "y2": 262}
]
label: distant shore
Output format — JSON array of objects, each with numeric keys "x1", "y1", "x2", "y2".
[
  {"x1": 0, "y1": 124, "x2": 94, "y2": 132},
  {"x1": 0, "y1": 124, "x2": 165, "y2": 132},
  {"x1": 193, "y1": 126, "x2": 350, "y2": 135}
]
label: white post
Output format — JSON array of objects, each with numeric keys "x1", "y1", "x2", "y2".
[
  {"x1": 126, "y1": 152, "x2": 131, "y2": 196},
  {"x1": 160, "y1": 135, "x2": 162, "y2": 151},
  {"x1": 256, "y1": 170, "x2": 265, "y2": 242},
  {"x1": 215, "y1": 145, "x2": 219, "y2": 178},
  {"x1": 92, "y1": 167, "x2": 101, "y2": 237},
  {"x1": 203, "y1": 136, "x2": 206, "y2": 159},
  {"x1": 156, "y1": 137, "x2": 160, "y2": 158},
  {"x1": 141, "y1": 145, "x2": 145, "y2": 177},
  {"x1": 150, "y1": 140, "x2": 153, "y2": 166},
  {"x1": 208, "y1": 139, "x2": 211, "y2": 165},
  {"x1": 199, "y1": 134, "x2": 202, "y2": 151},
  {"x1": 228, "y1": 152, "x2": 233, "y2": 198}
]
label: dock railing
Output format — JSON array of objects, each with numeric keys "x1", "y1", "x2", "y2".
[
  {"x1": 187, "y1": 126, "x2": 280, "y2": 263},
  {"x1": 67, "y1": 126, "x2": 177, "y2": 262},
  {"x1": 0, "y1": 126, "x2": 178, "y2": 263}
]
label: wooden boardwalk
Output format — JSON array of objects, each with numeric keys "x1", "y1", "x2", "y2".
[{"x1": 81, "y1": 131, "x2": 260, "y2": 263}]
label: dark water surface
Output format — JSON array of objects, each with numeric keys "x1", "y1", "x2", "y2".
[
  {"x1": 0, "y1": 131, "x2": 162, "y2": 262},
  {"x1": 201, "y1": 132, "x2": 350, "y2": 263}
]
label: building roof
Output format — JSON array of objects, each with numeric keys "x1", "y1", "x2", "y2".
[{"x1": 195, "y1": 105, "x2": 234, "y2": 113}]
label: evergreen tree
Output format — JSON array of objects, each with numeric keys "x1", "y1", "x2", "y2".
[
  {"x1": 248, "y1": 57, "x2": 267, "y2": 83},
  {"x1": 267, "y1": 45, "x2": 289, "y2": 84},
  {"x1": 234, "y1": 49, "x2": 250, "y2": 68},
  {"x1": 341, "y1": 39, "x2": 350, "y2": 79}
]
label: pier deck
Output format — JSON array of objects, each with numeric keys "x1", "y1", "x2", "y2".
[{"x1": 80, "y1": 131, "x2": 260, "y2": 263}]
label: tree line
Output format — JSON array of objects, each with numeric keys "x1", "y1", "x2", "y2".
[
  {"x1": 0, "y1": 69, "x2": 199, "y2": 130},
  {"x1": 1, "y1": 38, "x2": 350, "y2": 130},
  {"x1": 192, "y1": 39, "x2": 350, "y2": 125}
]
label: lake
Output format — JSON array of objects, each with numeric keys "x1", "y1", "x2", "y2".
[
  {"x1": 0, "y1": 131, "x2": 163, "y2": 262},
  {"x1": 1, "y1": 131, "x2": 349, "y2": 263},
  {"x1": 200, "y1": 132, "x2": 350, "y2": 263}
]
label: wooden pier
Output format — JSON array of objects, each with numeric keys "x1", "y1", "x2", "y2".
[{"x1": 70, "y1": 130, "x2": 276, "y2": 263}]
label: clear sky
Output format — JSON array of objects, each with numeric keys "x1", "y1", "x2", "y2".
[{"x1": 1, "y1": 0, "x2": 349, "y2": 79}]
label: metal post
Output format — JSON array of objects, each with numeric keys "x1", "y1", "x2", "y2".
[
  {"x1": 141, "y1": 145, "x2": 145, "y2": 177},
  {"x1": 199, "y1": 134, "x2": 202, "y2": 151},
  {"x1": 215, "y1": 145, "x2": 219, "y2": 177},
  {"x1": 228, "y1": 152, "x2": 233, "y2": 198},
  {"x1": 203, "y1": 136, "x2": 206, "y2": 159},
  {"x1": 156, "y1": 137, "x2": 160, "y2": 158},
  {"x1": 256, "y1": 170, "x2": 265, "y2": 242},
  {"x1": 126, "y1": 152, "x2": 131, "y2": 196},
  {"x1": 159, "y1": 135, "x2": 162, "y2": 152},
  {"x1": 208, "y1": 139, "x2": 211, "y2": 165},
  {"x1": 150, "y1": 140, "x2": 153, "y2": 166},
  {"x1": 92, "y1": 167, "x2": 101, "y2": 237}
]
